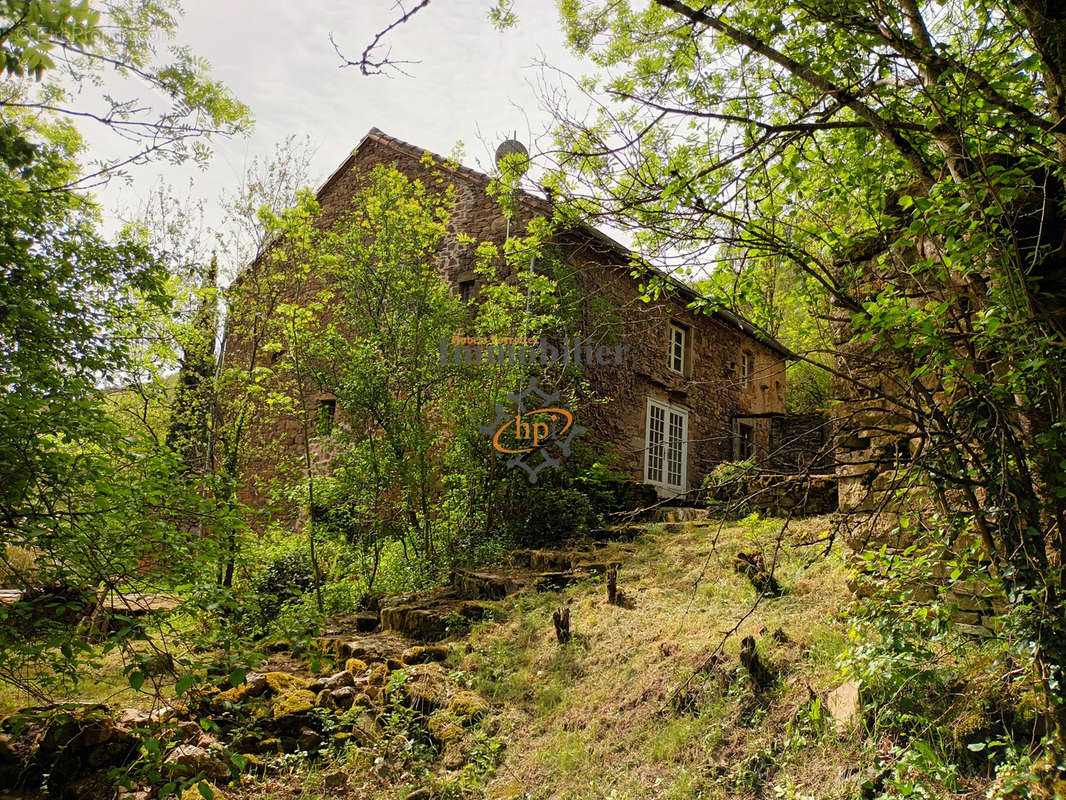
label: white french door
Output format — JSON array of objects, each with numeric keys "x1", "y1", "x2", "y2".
[{"x1": 644, "y1": 398, "x2": 688, "y2": 491}]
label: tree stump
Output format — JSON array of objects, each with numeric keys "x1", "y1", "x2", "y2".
[
  {"x1": 552, "y1": 606, "x2": 571, "y2": 644},
  {"x1": 733, "y1": 551, "x2": 783, "y2": 597},
  {"x1": 739, "y1": 635, "x2": 774, "y2": 690},
  {"x1": 606, "y1": 565, "x2": 618, "y2": 605}
]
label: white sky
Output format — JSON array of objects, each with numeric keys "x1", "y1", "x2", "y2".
[{"x1": 88, "y1": 0, "x2": 592, "y2": 241}]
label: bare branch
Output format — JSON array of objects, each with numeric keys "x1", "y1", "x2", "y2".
[{"x1": 332, "y1": 0, "x2": 432, "y2": 76}]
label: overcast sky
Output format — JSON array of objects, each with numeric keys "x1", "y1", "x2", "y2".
[{"x1": 88, "y1": 0, "x2": 592, "y2": 244}]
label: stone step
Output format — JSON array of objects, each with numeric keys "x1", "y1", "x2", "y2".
[
  {"x1": 452, "y1": 568, "x2": 531, "y2": 600},
  {"x1": 652, "y1": 507, "x2": 707, "y2": 523},
  {"x1": 378, "y1": 594, "x2": 495, "y2": 642}
]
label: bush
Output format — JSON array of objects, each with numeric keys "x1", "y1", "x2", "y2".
[
  {"x1": 505, "y1": 485, "x2": 595, "y2": 547},
  {"x1": 250, "y1": 549, "x2": 314, "y2": 629}
]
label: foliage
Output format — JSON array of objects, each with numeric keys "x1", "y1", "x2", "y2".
[
  {"x1": 542, "y1": 0, "x2": 1066, "y2": 770},
  {"x1": 504, "y1": 481, "x2": 595, "y2": 547},
  {"x1": 0, "y1": 0, "x2": 249, "y2": 705},
  {"x1": 249, "y1": 550, "x2": 314, "y2": 629},
  {"x1": 0, "y1": 0, "x2": 251, "y2": 187}
]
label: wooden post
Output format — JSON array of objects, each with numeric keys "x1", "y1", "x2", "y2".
[
  {"x1": 606, "y1": 565, "x2": 618, "y2": 605},
  {"x1": 552, "y1": 606, "x2": 571, "y2": 644}
]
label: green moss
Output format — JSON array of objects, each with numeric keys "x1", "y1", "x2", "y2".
[
  {"x1": 180, "y1": 781, "x2": 227, "y2": 800},
  {"x1": 447, "y1": 690, "x2": 490, "y2": 720},
  {"x1": 367, "y1": 664, "x2": 389, "y2": 686},
  {"x1": 264, "y1": 672, "x2": 309, "y2": 693},
  {"x1": 345, "y1": 658, "x2": 369, "y2": 675},
  {"x1": 271, "y1": 689, "x2": 316, "y2": 719},
  {"x1": 427, "y1": 711, "x2": 464, "y2": 743},
  {"x1": 214, "y1": 682, "x2": 261, "y2": 706}
]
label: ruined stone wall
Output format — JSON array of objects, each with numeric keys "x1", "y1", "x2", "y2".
[{"x1": 830, "y1": 240, "x2": 999, "y2": 628}]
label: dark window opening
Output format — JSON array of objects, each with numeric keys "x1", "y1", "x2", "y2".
[
  {"x1": 315, "y1": 399, "x2": 336, "y2": 436},
  {"x1": 459, "y1": 280, "x2": 476, "y2": 303},
  {"x1": 737, "y1": 422, "x2": 755, "y2": 460}
]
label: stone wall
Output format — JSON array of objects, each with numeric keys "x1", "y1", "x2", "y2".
[
  {"x1": 829, "y1": 238, "x2": 1002, "y2": 628},
  {"x1": 767, "y1": 412, "x2": 833, "y2": 474},
  {"x1": 705, "y1": 473, "x2": 838, "y2": 518}
]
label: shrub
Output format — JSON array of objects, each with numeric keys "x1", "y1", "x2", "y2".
[{"x1": 250, "y1": 549, "x2": 313, "y2": 629}]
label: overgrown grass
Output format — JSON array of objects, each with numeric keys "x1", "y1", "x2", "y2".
[{"x1": 447, "y1": 515, "x2": 866, "y2": 800}]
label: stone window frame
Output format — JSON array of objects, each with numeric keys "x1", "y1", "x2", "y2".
[{"x1": 644, "y1": 397, "x2": 689, "y2": 492}]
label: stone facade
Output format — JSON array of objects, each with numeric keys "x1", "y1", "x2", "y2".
[{"x1": 225, "y1": 128, "x2": 790, "y2": 506}]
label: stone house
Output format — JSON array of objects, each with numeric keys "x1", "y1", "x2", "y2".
[{"x1": 226, "y1": 127, "x2": 793, "y2": 503}]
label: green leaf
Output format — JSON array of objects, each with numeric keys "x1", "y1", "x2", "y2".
[
  {"x1": 129, "y1": 670, "x2": 145, "y2": 692},
  {"x1": 175, "y1": 673, "x2": 197, "y2": 696},
  {"x1": 197, "y1": 781, "x2": 215, "y2": 800}
]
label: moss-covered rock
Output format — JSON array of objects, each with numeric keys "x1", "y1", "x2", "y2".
[
  {"x1": 264, "y1": 672, "x2": 309, "y2": 694},
  {"x1": 402, "y1": 645, "x2": 450, "y2": 665},
  {"x1": 344, "y1": 658, "x2": 369, "y2": 675},
  {"x1": 236, "y1": 752, "x2": 267, "y2": 774},
  {"x1": 213, "y1": 673, "x2": 269, "y2": 706},
  {"x1": 351, "y1": 692, "x2": 372, "y2": 709},
  {"x1": 315, "y1": 689, "x2": 335, "y2": 709},
  {"x1": 257, "y1": 737, "x2": 282, "y2": 754},
  {"x1": 400, "y1": 663, "x2": 449, "y2": 712},
  {"x1": 426, "y1": 711, "x2": 464, "y2": 743},
  {"x1": 271, "y1": 689, "x2": 316, "y2": 719},
  {"x1": 447, "y1": 690, "x2": 490, "y2": 720},
  {"x1": 180, "y1": 780, "x2": 228, "y2": 800},
  {"x1": 367, "y1": 663, "x2": 389, "y2": 686}
]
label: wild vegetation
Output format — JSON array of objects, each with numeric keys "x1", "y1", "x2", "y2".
[{"x1": 2, "y1": 0, "x2": 1066, "y2": 798}]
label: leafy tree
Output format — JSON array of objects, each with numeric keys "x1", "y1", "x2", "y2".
[
  {"x1": 0, "y1": 0, "x2": 251, "y2": 186},
  {"x1": 544, "y1": 0, "x2": 1066, "y2": 767},
  {"x1": 0, "y1": 0, "x2": 249, "y2": 700}
]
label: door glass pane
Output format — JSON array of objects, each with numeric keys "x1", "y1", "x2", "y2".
[
  {"x1": 667, "y1": 410, "x2": 685, "y2": 488},
  {"x1": 647, "y1": 404, "x2": 665, "y2": 484}
]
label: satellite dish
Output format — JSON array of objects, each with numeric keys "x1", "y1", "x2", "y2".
[{"x1": 495, "y1": 139, "x2": 529, "y2": 175}]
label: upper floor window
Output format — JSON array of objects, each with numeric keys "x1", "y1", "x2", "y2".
[
  {"x1": 740, "y1": 352, "x2": 752, "y2": 387},
  {"x1": 669, "y1": 323, "x2": 687, "y2": 374}
]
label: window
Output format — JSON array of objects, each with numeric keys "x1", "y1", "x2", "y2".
[
  {"x1": 669, "y1": 323, "x2": 687, "y2": 374},
  {"x1": 740, "y1": 352, "x2": 752, "y2": 387},
  {"x1": 459, "y1": 279, "x2": 476, "y2": 303},
  {"x1": 315, "y1": 398, "x2": 336, "y2": 436},
  {"x1": 645, "y1": 399, "x2": 688, "y2": 491},
  {"x1": 735, "y1": 421, "x2": 755, "y2": 460}
]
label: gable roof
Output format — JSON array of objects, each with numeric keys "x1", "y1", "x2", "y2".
[{"x1": 315, "y1": 127, "x2": 794, "y2": 360}]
